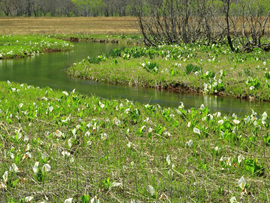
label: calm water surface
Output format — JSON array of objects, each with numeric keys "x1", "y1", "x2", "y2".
[{"x1": 0, "y1": 42, "x2": 269, "y2": 116}]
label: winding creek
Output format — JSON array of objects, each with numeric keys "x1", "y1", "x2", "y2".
[{"x1": 0, "y1": 42, "x2": 270, "y2": 116}]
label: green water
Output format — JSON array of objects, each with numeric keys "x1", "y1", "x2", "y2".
[{"x1": 0, "y1": 42, "x2": 269, "y2": 116}]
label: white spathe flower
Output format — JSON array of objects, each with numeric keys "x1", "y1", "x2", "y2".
[
  {"x1": 101, "y1": 133, "x2": 108, "y2": 140},
  {"x1": 99, "y1": 101, "x2": 105, "y2": 109},
  {"x1": 166, "y1": 155, "x2": 171, "y2": 165},
  {"x1": 62, "y1": 151, "x2": 71, "y2": 157},
  {"x1": 127, "y1": 142, "x2": 132, "y2": 148},
  {"x1": 24, "y1": 196, "x2": 34, "y2": 202},
  {"x1": 112, "y1": 182, "x2": 122, "y2": 187},
  {"x1": 54, "y1": 130, "x2": 65, "y2": 138},
  {"x1": 124, "y1": 108, "x2": 130, "y2": 114},
  {"x1": 33, "y1": 162, "x2": 39, "y2": 174},
  {"x1": 214, "y1": 146, "x2": 219, "y2": 151},
  {"x1": 62, "y1": 91, "x2": 69, "y2": 96},
  {"x1": 10, "y1": 163, "x2": 19, "y2": 173},
  {"x1": 218, "y1": 120, "x2": 224, "y2": 125},
  {"x1": 24, "y1": 135, "x2": 29, "y2": 142},
  {"x1": 215, "y1": 112, "x2": 221, "y2": 118},
  {"x1": 250, "y1": 86, "x2": 255, "y2": 90},
  {"x1": 244, "y1": 116, "x2": 250, "y2": 123},
  {"x1": 187, "y1": 122, "x2": 191, "y2": 128},
  {"x1": 262, "y1": 111, "x2": 268, "y2": 125},
  {"x1": 18, "y1": 103, "x2": 23, "y2": 108},
  {"x1": 113, "y1": 117, "x2": 121, "y2": 126},
  {"x1": 230, "y1": 196, "x2": 239, "y2": 203},
  {"x1": 48, "y1": 106, "x2": 53, "y2": 112},
  {"x1": 23, "y1": 152, "x2": 32, "y2": 160},
  {"x1": 85, "y1": 131, "x2": 91, "y2": 137},
  {"x1": 0, "y1": 182, "x2": 7, "y2": 189},
  {"x1": 262, "y1": 112, "x2": 268, "y2": 119},
  {"x1": 42, "y1": 164, "x2": 51, "y2": 173},
  {"x1": 253, "y1": 121, "x2": 258, "y2": 126},
  {"x1": 26, "y1": 143, "x2": 31, "y2": 151},
  {"x1": 159, "y1": 192, "x2": 168, "y2": 200},
  {"x1": 193, "y1": 127, "x2": 200, "y2": 135},
  {"x1": 3, "y1": 171, "x2": 8, "y2": 183},
  {"x1": 186, "y1": 140, "x2": 193, "y2": 147},
  {"x1": 69, "y1": 157, "x2": 75, "y2": 163},
  {"x1": 64, "y1": 198, "x2": 73, "y2": 203},
  {"x1": 233, "y1": 120, "x2": 240, "y2": 125},
  {"x1": 238, "y1": 155, "x2": 245, "y2": 164},
  {"x1": 238, "y1": 176, "x2": 246, "y2": 190},
  {"x1": 226, "y1": 157, "x2": 232, "y2": 166},
  {"x1": 147, "y1": 185, "x2": 155, "y2": 196},
  {"x1": 68, "y1": 138, "x2": 73, "y2": 148},
  {"x1": 179, "y1": 102, "x2": 184, "y2": 109},
  {"x1": 72, "y1": 128, "x2": 76, "y2": 136},
  {"x1": 91, "y1": 196, "x2": 100, "y2": 203},
  {"x1": 9, "y1": 152, "x2": 14, "y2": 159},
  {"x1": 200, "y1": 104, "x2": 205, "y2": 110}
]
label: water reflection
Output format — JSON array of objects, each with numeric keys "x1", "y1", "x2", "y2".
[{"x1": 0, "y1": 42, "x2": 269, "y2": 116}]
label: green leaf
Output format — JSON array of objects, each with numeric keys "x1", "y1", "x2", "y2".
[{"x1": 12, "y1": 179, "x2": 19, "y2": 187}]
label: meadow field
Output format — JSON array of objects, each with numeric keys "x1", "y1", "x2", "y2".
[
  {"x1": 0, "y1": 17, "x2": 139, "y2": 35},
  {"x1": 0, "y1": 81, "x2": 269, "y2": 202}
]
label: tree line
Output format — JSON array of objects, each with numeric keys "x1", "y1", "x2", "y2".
[
  {"x1": 0, "y1": 0, "x2": 136, "y2": 17},
  {"x1": 135, "y1": 0, "x2": 270, "y2": 51}
]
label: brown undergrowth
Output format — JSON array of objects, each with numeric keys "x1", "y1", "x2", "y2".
[{"x1": 0, "y1": 17, "x2": 139, "y2": 35}]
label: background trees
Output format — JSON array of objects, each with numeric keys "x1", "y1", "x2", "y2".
[
  {"x1": 135, "y1": 0, "x2": 270, "y2": 50},
  {"x1": 0, "y1": 0, "x2": 78, "y2": 17},
  {"x1": 0, "y1": 0, "x2": 136, "y2": 17}
]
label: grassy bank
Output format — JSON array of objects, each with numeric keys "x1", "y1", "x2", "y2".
[
  {"x1": 0, "y1": 35, "x2": 73, "y2": 59},
  {"x1": 68, "y1": 44, "x2": 270, "y2": 101},
  {"x1": 0, "y1": 81, "x2": 269, "y2": 202}
]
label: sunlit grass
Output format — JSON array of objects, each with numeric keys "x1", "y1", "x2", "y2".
[{"x1": 0, "y1": 81, "x2": 269, "y2": 202}]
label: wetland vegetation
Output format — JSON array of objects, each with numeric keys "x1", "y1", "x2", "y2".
[
  {"x1": 0, "y1": 81, "x2": 269, "y2": 202},
  {"x1": 1, "y1": 0, "x2": 270, "y2": 201}
]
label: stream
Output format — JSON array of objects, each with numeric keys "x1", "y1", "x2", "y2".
[{"x1": 0, "y1": 42, "x2": 269, "y2": 116}]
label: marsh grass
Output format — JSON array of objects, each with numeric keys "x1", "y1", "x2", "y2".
[{"x1": 0, "y1": 81, "x2": 269, "y2": 202}]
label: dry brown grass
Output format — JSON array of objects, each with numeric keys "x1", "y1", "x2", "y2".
[{"x1": 0, "y1": 17, "x2": 140, "y2": 35}]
